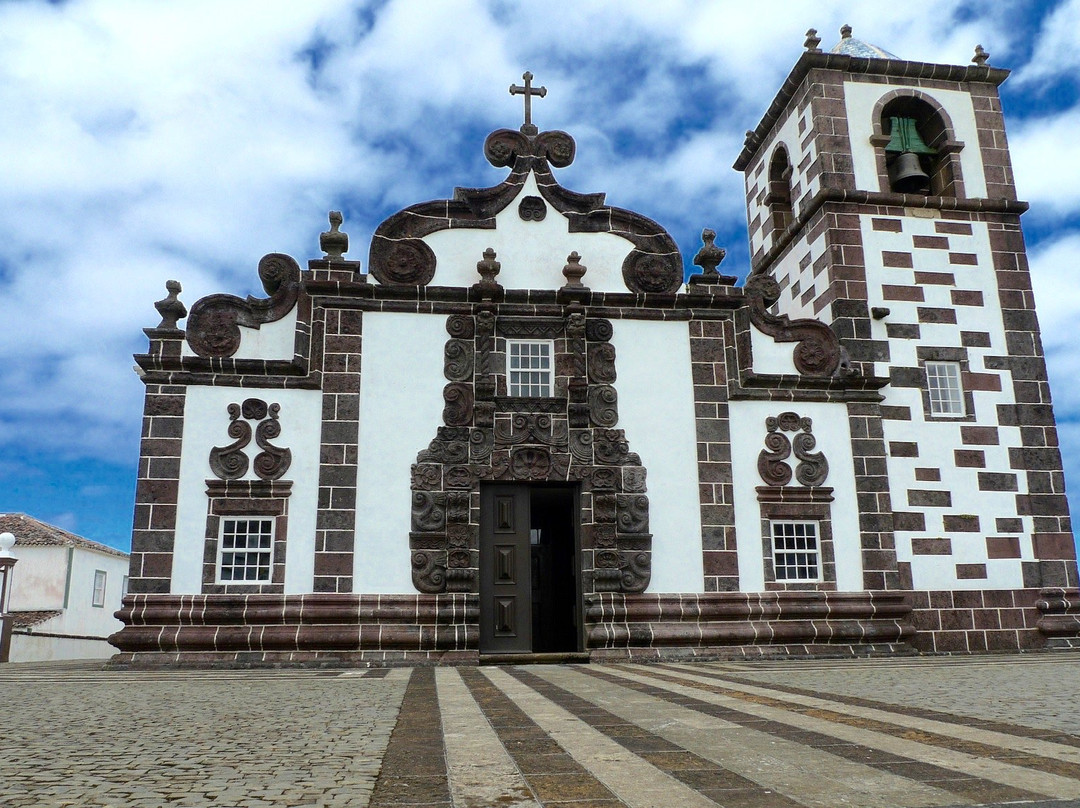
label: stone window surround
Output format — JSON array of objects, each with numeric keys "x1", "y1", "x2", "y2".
[
  {"x1": 202, "y1": 479, "x2": 292, "y2": 595},
  {"x1": 756, "y1": 486, "x2": 836, "y2": 592},
  {"x1": 926, "y1": 360, "x2": 965, "y2": 418},
  {"x1": 915, "y1": 346, "x2": 977, "y2": 423}
]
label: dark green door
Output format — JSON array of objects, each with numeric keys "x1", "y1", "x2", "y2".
[{"x1": 479, "y1": 485, "x2": 532, "y2": 653}]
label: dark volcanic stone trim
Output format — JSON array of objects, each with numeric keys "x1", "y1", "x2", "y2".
[
  {"x1": 691, "y1": 318, "x2": 737, "y2": 592},
  {"x1": 128, "y1": 384, "x2": 187, "y2": 595},
  {"x1": 186, "y1": 253, "x2": 302, "y2": 358},
  {"x1": 368, "y1": 128, "x2": 683, "y2": 293},
  {"x1": 367, "y1": 668, "x2": 450, "y2": 808}
]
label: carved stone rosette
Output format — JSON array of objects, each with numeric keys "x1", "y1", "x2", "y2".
[
  {"x1": 757, "y1": 411, "x2": 829, "y2": 487},
  {"x1": 408, "y1": 311, "x2": 651, "y2": 595}
]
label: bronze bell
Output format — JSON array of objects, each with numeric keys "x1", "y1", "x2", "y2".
[{"x1": 889, "y1": 151, "x2": 931, "y2": 194}]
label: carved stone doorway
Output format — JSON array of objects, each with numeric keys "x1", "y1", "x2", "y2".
[{"x1": 479, "y1": 483, "x2": 580, "y2": 654}]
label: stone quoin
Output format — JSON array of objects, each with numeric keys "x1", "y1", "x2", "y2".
[{"x1": 111, "y1": 32, "x2": 1080, "y2": 666}]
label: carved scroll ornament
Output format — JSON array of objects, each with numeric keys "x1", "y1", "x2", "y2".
[
  {"x1": 757, "y1": 412, "x2": 829, "y2": 487},
  {"x1": 209, "y1": 399, "x2": 292, "y2": 482},
  {"x1": 186, "y1": 253, "x2": 301, "y2": 358},
  {"x1": 744, "y1": 273, "x2": 843, "y2": 378}
]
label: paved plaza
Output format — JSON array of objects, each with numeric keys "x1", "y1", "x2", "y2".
[{"x1": 3, "y1": 654, "x2": 1080, "y2": 807}]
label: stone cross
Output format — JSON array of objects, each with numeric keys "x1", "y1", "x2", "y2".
[{"x1": 509, "y1": 71, "x2": 547, "y2": 135}]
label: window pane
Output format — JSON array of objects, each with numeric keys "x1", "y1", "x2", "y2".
[
  {"x1": 772, "y1": 522, "x2": 820, "y2": 582},
  {"x1": 926, "y1": 362, "x2": 964, "y2": 416},
  {"x1": 508, "y1": 341, "x2": 552, "y2": 397},
  {"x1": 218, "y1": 519, "x2": 274, "y2": 583}
]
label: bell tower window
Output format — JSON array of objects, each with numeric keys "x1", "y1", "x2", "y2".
[
  {"x1": 765, "y1": 146, "x2": 794, "y2": 238},
  {"x1": 874, "y1": 95, "x2": 963, "y2": 197}
]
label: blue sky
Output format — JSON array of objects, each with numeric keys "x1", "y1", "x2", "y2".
[{"x1": 0, "y1": 0, "x2": 1078, "y2": 552}]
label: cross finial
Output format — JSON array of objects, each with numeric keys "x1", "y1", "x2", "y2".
[{"x1": 509, "y1": 71, "x2": 547, "y2": 136}]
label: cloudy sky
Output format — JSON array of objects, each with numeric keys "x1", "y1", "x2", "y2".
[{"x1": 1, "y1": 0, "x2": 1077, "y2": 552}]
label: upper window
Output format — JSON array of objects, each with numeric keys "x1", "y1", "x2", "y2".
[
  {"x1": 926, "y1": 361, "x2": 964, "y2": 417},
  {"x1": 766, "y1": 146, "x2": 794, "y2": 237},
  {"x1": 92, "y1": 570, "x2": 107, "y2": 607},
  {"x1": 771, "y1": 521, "x2": 820, "y2": 582},
  {"x1": 218, "y1": 518, "x2": 274, "y2": 583},
  {"x1": 508, "y1": 340, "x2": 553, "y2": 397}
]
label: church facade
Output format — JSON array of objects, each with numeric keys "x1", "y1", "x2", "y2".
[{"x1": 110, "y1": 32, "x2": 1080, "y2": 665}]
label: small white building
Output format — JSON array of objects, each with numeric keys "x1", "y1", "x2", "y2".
[{"x1": 0, "y1": 513, "x2": 129, "y2": 662}]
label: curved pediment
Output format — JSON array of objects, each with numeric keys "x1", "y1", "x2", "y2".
[{"x1": 368, "y1": 127, "x2": 684, "y2": 294}]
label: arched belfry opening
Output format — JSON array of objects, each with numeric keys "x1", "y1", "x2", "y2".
[
  {"x1": 765, "y1": 145, "x2": 794, "y2": 237},
  {"x1": 878, "y1": 96, "x2": 959, "y2": 196}
]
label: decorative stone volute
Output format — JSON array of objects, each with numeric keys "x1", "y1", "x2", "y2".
[{"x1": 154, "y1": 280, "x2": 187, "y2": 330}]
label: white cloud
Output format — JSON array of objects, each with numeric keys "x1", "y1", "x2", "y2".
[
  {"x1": 1012, "y1": 0, "x2": 1080, "y2": 85},
  {"x1": 1029, "y1": 232, "x2": 1080, "y2": 416},
  {"x1": 1011, "y1": 106, "x2": 1080, "y2": 215}
]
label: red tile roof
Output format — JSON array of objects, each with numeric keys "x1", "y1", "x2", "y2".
[{"x1": 0, "y1": 514, "x2": 128, "y2": 560}]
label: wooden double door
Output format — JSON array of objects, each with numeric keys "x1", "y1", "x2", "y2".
[{"x1": 479, "y1": 484, "x2": 581, "y2": 654}]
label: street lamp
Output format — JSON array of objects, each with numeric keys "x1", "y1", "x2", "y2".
[{"x1": 0, "y1": 532, "x2": 17, "y2": 663}]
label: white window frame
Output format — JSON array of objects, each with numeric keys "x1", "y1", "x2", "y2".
[
  {"x1": 507, "y1": 339, "x2": 554, "y2": 398},
  {"x1": 926, "y1": 361, "x2": 965, "y2": 417},
  {"x1": 771, "y1": 521, "x2": 821, "y2": 582},
  {"x1": 92, "y1": 570, "x2": 107, "y2": 607},
  {"x1": 217, "y1": 518, "x2": 275, "y2": 584}
]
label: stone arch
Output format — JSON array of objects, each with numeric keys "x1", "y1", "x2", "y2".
[
  {"x1": 870, "y1": 89, "x2": 966, "y2": 198},
  {"x1": 765, "y1": 144, "x2": 794, "y2": 238}
]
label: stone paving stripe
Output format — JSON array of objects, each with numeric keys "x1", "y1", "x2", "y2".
[
  {"x1": 480, "y1": 666, "x2": 719, "y2": 808},
  {"x1": 434, "y1": 667, "x2": 540, "y2": 808},
  {"x1": 368, "y1": 667, "x2": 451, "y2": 808},
  {"x1": 630, "y1": 664, "x2": 1080, "y2": 802},
  {"x1": 457, "y1": 667, "x2": 623, "y2": 806},
  {"x1": 666, "y1": 662, "x2": 1080, "y2": 750},
  {"x1": 507, "y1": 665, "x2": 809, "y2": 808},
  {"x1": 592, "y1": 664, "x2": 1055, "y2": 804},
  {"x1": 656, "y1": 662, "x2": 1080, "y2": 779},
  {"x1": 536, "y1": 665, "x2": 958, "y2": 808}
]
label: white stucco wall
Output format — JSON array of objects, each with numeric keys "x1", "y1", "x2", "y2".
[
  {"x1": 844, "y1": 81, "x2": 987, "y2": 197},
  {"x1": 749, "y1": 321, "x2": 799, "y2": 376},
  {"x1": 7, "y1": 546, "x2": 67, "y2": 611},
  {"x1": 609, "y1": 319, "x2": 704, "y2": 593},
  {"x1": 172, "y1": 386, "x2": 322, "y2": 594},
  {"x1": 10, "y1": 634, "x2": 117, "y2": 662},
  {"x1": 421, "y1": 173, "x2": 640, "y2": 292},
  {"x1": 729, "y1": 400, "x2": 864, "y2": 592},
  {"x1": 353, "y1": 312, "x2": 447, "y2": 592},
  {"x1": 862, "y1": 214, "x2": 1028, "y2": 590}
]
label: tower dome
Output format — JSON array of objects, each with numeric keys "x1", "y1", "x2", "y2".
[{"x1": 831, "y1": 24, "x2": 899, "y2": 59}]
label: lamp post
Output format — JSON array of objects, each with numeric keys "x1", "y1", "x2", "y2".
[{"x1": 0, "y1": 532, "x2": 17, "y2": 663}]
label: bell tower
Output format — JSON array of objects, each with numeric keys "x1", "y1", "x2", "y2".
[{"x1": 734, "y1": 27, "x2": 1077, "y2": 651}]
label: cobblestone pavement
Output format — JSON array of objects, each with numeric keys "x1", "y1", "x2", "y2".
[{"x1": 2, "y1": 654, "x2": 1079, "y2": 807}]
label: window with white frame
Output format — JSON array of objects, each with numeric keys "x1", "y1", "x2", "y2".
[
  {"x1": 771, "y1": 521, "x2": 820, "y2": 582},
  {"x1": 92, "y1": 570, "x2": 107, "y2": 607},
  {"x1": 218, "y1": 518, "x2": 274, "y2": 583},
  {"x1": 926, "y1": 361, "x2": 964, "y2": 417},
  {"x1": 508, "y1": 340, "x2": 553, "y2": 397}
]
